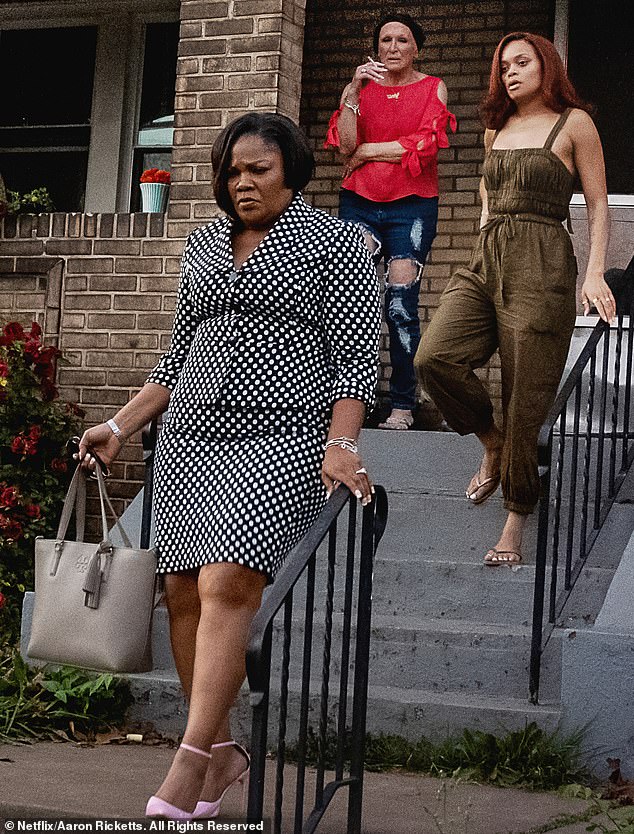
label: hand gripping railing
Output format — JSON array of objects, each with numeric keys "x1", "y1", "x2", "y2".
[
  {"x1": 245, "y1": 484, "x2": 388, "y2": 834},
  {"x1": 530, "y1": 294, "x2": 634, "y2": 703}
]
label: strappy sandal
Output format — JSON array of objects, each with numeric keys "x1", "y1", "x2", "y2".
[
  {"x1": 378, "y1": 413, "x2": 414, "y2": 431},
  {"x1": 466, "y1": 471, "x2": 500, "y2": 504},
  {"x1": 483, "y1": 548, "x2": 522, "y2": 566}
]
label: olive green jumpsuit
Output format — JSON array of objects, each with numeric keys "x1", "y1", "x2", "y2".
[{"x1": 416, "y1": 109, "x2": 577, "y2": 514}]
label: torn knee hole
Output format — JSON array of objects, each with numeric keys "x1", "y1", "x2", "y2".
[{"x1": 386, "y1": 257, "x2": 423, "y2": 287}]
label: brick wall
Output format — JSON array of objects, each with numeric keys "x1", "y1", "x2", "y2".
[
  {"x1": 299, "y1": 0, "x2": 553, "y2": 415},
  {"x1": 169, "y1": 0, "x2": 307, "y2": 237},
  {"x1": 0, "y1": 211, "x2": 177, "y2": 526}
]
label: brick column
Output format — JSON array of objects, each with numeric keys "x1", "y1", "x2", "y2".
[{"x1": 168, "y1": 0, "x2": 307, "y2": 237}]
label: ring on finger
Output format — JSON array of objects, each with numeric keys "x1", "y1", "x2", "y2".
[{"x1": 355, "y1": 467, "x2": 367, "y2": 475}]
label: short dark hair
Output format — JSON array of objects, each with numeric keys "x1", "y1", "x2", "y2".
[
  {"x1": 211, "y1": 112, "x2": 315, "y2": 219},
  {"x1": 373, "y1": 13, "x2": 426, "y2": 53}
]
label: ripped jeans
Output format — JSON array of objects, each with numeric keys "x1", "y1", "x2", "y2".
[{"x1": 339, "y1": 190, "x2": 438, "y2": 410}]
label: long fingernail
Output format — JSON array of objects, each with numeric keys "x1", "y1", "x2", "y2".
[
  {"x1": 362, "y1": 497, "x2": 371, "y2": 506},
  {"x1": 326, "y1": 489, "x2": 332, "y2": 498},
  {"x1": 354, "y1": 489, "x2": 362, "y2": 499},
  {"x1": 371, "y1": 485, "x2": 375, "y2": 494}
]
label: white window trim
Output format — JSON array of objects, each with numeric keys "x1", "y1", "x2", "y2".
[{"x1": 1, "y1": 0, "x2": 178, "y2": 214}]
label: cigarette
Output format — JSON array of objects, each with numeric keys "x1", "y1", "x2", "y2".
[{"x1": 367, "y1": 55, "x2": 379, "y2": 65}]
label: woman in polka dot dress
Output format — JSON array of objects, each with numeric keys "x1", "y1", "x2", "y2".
[{"x1": 77, "y1": 113, "x2": 380, "y2": 819}]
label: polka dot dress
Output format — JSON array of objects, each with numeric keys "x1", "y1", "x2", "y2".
[{"x1": 147, "y1": 194, "x2": 380, "y2": 582}]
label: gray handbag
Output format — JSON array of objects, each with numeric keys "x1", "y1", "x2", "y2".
[{"x1": 27, "y1": 464, "x2": 157, "y2": 673}]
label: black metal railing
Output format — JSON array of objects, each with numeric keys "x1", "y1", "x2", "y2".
[
  {"x1": 530, "y1": 294, "x2": 634, "y2": 703},
  {"x1": 246, "y1": 484, "x2": 388, "y2": 834}
]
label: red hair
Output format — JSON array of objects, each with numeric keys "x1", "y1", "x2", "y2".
[{"x1": 479, "y1": 32, "x2": 592, "y2": 130}]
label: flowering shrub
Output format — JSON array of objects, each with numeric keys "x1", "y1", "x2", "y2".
[
  {"x1": 0, "y1": 321, "x2": 84, "y2": 644},
  {"x1": 140, "y1": 168, "x2": 171, "y2": 185}
]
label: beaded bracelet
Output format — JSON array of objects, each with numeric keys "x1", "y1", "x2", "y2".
[
  {"x1": 324, "y1": 436, "x2": 358, "y2": 455},
  {"x1": 344, "y1": 99, "x2": 360, "y2": 116}
]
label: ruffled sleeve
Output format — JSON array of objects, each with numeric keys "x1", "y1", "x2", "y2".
[
  {"x1": 398, "y1": 106, "x2": 457, "y2": 177},
  {"x1": 323, "y1": 107, "x2": 343, "y2": 150}
]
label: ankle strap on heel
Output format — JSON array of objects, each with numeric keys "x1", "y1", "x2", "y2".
[
  {"x1": 211, "y1": 740, "x2": 250, "y2": 766},
  {"x1": 180, "y1": 742, "x2": 212, "y2": 759}
]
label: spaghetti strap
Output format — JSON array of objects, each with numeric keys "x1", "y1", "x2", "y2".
[{"x1": 543, "y1": 108, "x2": 572, "y2": 151}]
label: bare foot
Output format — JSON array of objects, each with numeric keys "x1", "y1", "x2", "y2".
[
  {"x1": 483, "y1": 511, "x2": 527, "y2": 566},
  {"x1": 199, "y1": 742, "x2": 250, "y2": 805},
  {"x1": 467, "y1": 426, "x2": 504, "y2": 503},
  {"x1": 378, "y1": 408, "x2": 414, "y2": 430},
  {"x1": 153, "y1": 745, "x2": 209, "y2": 812}
]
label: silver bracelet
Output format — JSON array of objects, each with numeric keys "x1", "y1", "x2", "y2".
[
  {"x1": 325, "y1": 437, "x2": 359, "y2": 455},
  {"x1": 344, "y1": 99, "x2": 360, "y2": 116},
  {"x1": 106, "y1": 418, "x2": 124, "y2": 444}
]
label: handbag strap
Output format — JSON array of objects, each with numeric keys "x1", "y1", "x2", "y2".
[
  {"x1": 56, "y1": 465, "x2": 86, "y2": 541},
  {"x1": 56, "y1": 464, "x2": 134, "y2": 549},
  {"x1": 94, "y1": 465, "x2": 134, "y2": 549}
]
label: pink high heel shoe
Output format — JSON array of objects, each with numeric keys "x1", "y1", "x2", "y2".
[
  {"x1": 145, "y1": 742, "x2": 212, "y2": 820},
  {"x1": 192, "y1": 740, "x2": 251, "y2": 820}
]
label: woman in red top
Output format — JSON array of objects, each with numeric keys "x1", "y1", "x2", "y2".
[{"x1": 325, "y1": 12, "x2": 455, "y2": 430}]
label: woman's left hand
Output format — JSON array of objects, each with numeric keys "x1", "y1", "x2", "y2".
[
  {"x1": 322, "y1": 446, "x2": 374, "y2": 506},
  {"x1": 343, "y1": 145, "x2": 368, "y2": 179},
  {"x1": 581, "y1": 274, "x2": 616, "y2": 323}
]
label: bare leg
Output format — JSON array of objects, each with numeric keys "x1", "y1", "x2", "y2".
[
  {"x1": 466, "y1": 421, "x2": 505, "y2": 502},
  {"x1": 154, "y1": 563, "x2": 266, "y2": 812},
  {"x1": 484, "y1": 510, "x2": 527, "y2": 564}
]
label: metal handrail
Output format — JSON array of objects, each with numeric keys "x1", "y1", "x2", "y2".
[
  {"x1": 530, "y1": 293, "x2": 634, "y2": 703},
  {"x1": 245, "y1": 484, "x2": 388, "y2": 834}
]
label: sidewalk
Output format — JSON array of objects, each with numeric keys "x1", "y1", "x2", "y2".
[{"x1": 0, "y1": 741, "x2": 607, "y2": 833}]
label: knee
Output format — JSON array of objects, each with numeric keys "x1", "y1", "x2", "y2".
[
  {"x1": 414, "y1": 335, "x2": 440, "y2": 383},
  {"x1": 198, "y1": 563, "x2": 266, "y2": 614}
]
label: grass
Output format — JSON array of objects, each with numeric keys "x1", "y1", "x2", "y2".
[
  {"x1": 0, "y1": 646, "x2": 133, "y2": 743},
  {"x1": 285, "y1": 722, "x2": 590, "y2": 792}
]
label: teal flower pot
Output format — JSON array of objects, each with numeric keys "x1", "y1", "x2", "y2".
[{"x1": 140, "y1": 182, "x2": 169, "y2": 213}]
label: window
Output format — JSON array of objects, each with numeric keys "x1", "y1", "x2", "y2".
[
  {"x1": 0, "y1": 27, "x2": 98, "y2": 212},
  {"x1": 566, "y1": 0, "x2": 633, "y2": 195},
  {"x1": 130, "y1": 22, "x2": 179, "y2": 211},
  {"x1": 0, "y1": 3, "x2": 179, "y2": 214}
]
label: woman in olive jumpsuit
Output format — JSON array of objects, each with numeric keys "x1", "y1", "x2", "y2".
[{"x1": 416, "y1": 32, "x2": 613, "y2": 564}]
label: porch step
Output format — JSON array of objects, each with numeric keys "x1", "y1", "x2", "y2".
[{"x1": 125, "y1": 671, "x2": 561, "y2": 744}]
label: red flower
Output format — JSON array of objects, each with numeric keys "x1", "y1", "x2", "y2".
[
  {"x1": 34, "y1": 346, "x2": 60, "y2": 381},
  {"x1": 0, "y1": 514, "x2": 23, "y2": 541},
  {"x1": 0, "y1": 359, "x2": 8, "y2": 379},
  {"x1": 29, "y1": 321, "x2": 42, "y2": 340},
  {"x1": 11, "y1": 435, "x2": 26, "y2": 455},
  {"x1": 25, "y1": 503, "x2": 41, "y2": 519},
  {"x1": 50, "y1": 458, "x2": 67, "y2": 473},
  {"x1": 140, "y1": 168, "x2": 171, "y2": 185},
  {"x1": 0, "y1": 591, "x2": 5, "y2": 610},
  {"x1": 28, "y1": 424, "x2": 42, "y2": 441},
  {"x1": 1, "y1": 322, "x2": 26, "y2": 345},
  {"x1": 24, "y1": 339, "x2": 41, "y2": 363},
  {"x1": 0, "y1": 485, "x2": 20, "y2": 507}
]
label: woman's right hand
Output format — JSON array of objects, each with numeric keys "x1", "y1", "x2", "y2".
[
  {"x1": 77, "y1": 423, "x2": 123, "y2": 474},
  {"x1": 351, "y1": 59, "x2": 386, "y2": 90}
]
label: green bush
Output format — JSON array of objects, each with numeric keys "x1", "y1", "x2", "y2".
[
  {"x1": 6, "y1": 187, "x2": 55, "y2": 215},
  {"x1": 286, "y1": 722, "x2": 589, "y2": 792},
  {"x1": 0, "y1": 649, "x2": 133, "y2": 742}
]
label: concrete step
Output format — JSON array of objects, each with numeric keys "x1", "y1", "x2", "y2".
[{"x1": 125, "y1": 669, "x2": 561, "y2": 744}]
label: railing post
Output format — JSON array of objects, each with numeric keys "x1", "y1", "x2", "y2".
[
  {"x1": 347, "y1": 496, "x2": 377, "y2": 834},
  {"x1": 247, "y1": 623, "x2": 273, "y2": 824},
  {"x1": 530, "y1": 433, "x2": 552, "y2": 704},
  {"x1": 140, "y1": 419, "x2": 157, "y2": 550}
]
